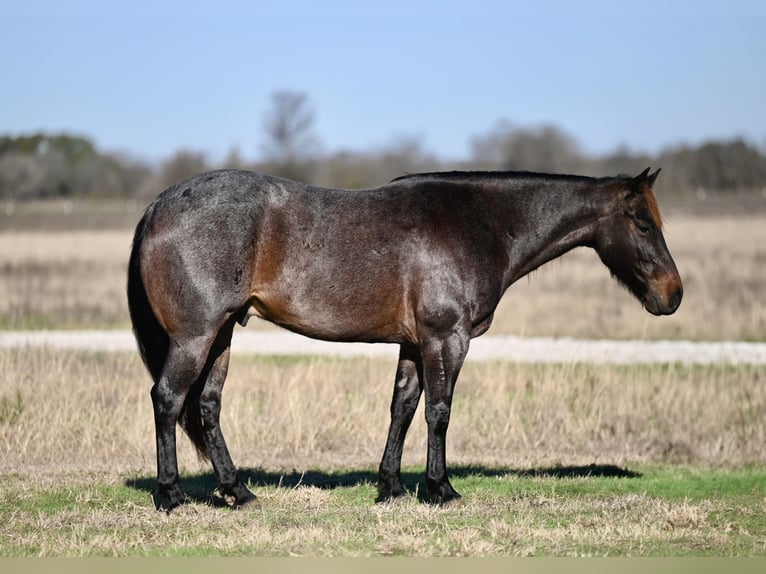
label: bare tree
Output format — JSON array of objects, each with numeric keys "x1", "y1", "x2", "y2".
[
  {"x1": 313, "y1": 136, "x2": 441, "y2": 189},
  {"x1": 471, "y1": 120, "x2": 587, "y2": 174},
  {"x1": 0, "y1": 153, "x2": 45, "y2": 199},
  {"x1": 261, "y1": 90, "x2": 318, "y2": 181}
]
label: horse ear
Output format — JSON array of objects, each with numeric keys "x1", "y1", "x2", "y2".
[
  {"x1": 634, "y1": 167, "x2": 652, "y2": 183},
  {"x1": 646, "y1": 168, "x2": 661, "y2": 187}
]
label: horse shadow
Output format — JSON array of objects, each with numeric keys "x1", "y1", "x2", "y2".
[{"x1": 125, "y1": 463, "x2": 641, "y2": 507}]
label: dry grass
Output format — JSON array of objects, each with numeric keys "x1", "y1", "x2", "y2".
[
  {"x1": 1, "y1": 348, "x2": 764, "y2": 475},
  {"x1": 1, "y1": 349, "x2": 764, "y2": 556},
  {"x1": 1, "y1": 215, "x2": 764, "y2": 340},
  {"x1": 0, "y1": 231, "x2": 131, "y2": 329},
  {"x1": 3, "y1": 472, "x2": 761, "y2": 556},
  {"x1": 0, "y1": 473, "x2": 750, "y2": 556}
]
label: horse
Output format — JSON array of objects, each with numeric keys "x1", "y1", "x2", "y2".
[{"x1": 127, "y1": 167, "x2": 682, "y2": 511}]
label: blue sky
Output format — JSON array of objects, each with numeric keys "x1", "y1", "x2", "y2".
[{"x1": 2, "y1": 0, "x2": 765, "y2": 164}]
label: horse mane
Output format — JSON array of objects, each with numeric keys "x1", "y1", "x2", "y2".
[{"x1": 390, "y1": 170, "x2": 601, "y2": 184}]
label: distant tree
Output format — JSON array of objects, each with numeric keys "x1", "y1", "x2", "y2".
[
  {"x1": 46, "y1": 134, "x2": 97, "y2": 165},
  {"x1": 107, "y1": 152, "x2": 154, "y2": 198},
  {"x1": 377, "y1": 136, "x2": 440, "y2": 179},
  {"x1": 260, "y1": 90, "x2": 318, "y2": 181},
  {"x1": 314, "y1": 136, "x2": 442, "y2": 189},
  {"x1": 693, "y1": 139, "x2": 766, "y2": 190},
  {"x1": 159, "y1": 150, "x2": 209, "y2": 189},
  {"x1": 658, "y1": 138, "x2": 766, "y2": 193},
  {"x1": 0, "y1": 134, "x2": 46, "y2": 155},
  {"x1": 595, "y1": 145, "x2": 653, "y2": 179},
  {"x1": 471, "y1": 120, "x2": 587, "y2": 174},
  {"x1": 3, "y1": 123, "x2": 766, "y2": 201},
  {"x1": 222, "y1": 146, "x2": 247, "y2": 170},
  {"x1": 0, "y1": 133, "x2": 102, "y2": 197},
  {"x1": 0, "y1": 153, "x2": 45, "y2": 199}
]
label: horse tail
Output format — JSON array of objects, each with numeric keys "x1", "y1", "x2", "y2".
[
  {"x1": 127, "y1": 204, "x2": 169, "y2": 384},
  {"x1": 127, "y1": 202, "x2": 211, "y2": 461}
]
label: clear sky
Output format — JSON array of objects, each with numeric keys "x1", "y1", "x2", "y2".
[{"x1": 2, "y1": 0, "x2": 765, "y2": 164}]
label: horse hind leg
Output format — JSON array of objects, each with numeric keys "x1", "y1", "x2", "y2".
[
  {"x1": 150, "y1": 334, "x2": 213, "y2": 511},
  {"x1": 377, "y1": 344, "x2": 423, "y2": 502},
  {"x1": 194, "y1": 324, "x2": 258, "y2": 508}
]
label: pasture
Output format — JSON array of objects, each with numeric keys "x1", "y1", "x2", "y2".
[
  {"x1": 0, "y1": 203, "x2": 765, "y2": 556},
  {"x1": 0, "y1": 349, "x2": 764, "y2": 556}
]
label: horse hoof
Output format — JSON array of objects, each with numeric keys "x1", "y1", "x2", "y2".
[
  {"x1": 375, "y1": 484, "x2": 408, "y2": 504},
  {"x1": 161, "y1": 504, "x2": 184, "y2": 515},
  {"x1": 428, "y1": 489, "x2": 462, "y2": 507},
  {"x1": 439, "y1": 495, "x2": 463, "y2": 508},
  {"x1": 234, "y1": 498, "x2": 260, "y2": 510},
  {"x1": 233, "y1": 494, "x2": 260, "y2": 510},
  {"x1": 375, "y1": 491, "x2": 409, "y2": 505},
  {"x1": 153, "y1": 487, "x2": 186, "y2": 513}
]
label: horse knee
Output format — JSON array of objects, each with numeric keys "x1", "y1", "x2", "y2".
[
  {"x1": 397, "y1": 359, "x2": 418, "y2": 383},
  {"x1": 425, "y1": 401, "x2": 451, "y2": 433},
  {"x1": 198, "y1": 390, "x2": 222, "y2": 429},
  {"x1": 392, "y1": 376, "x2": 419, "y2": 410}
]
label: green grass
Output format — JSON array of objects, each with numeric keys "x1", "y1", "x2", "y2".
[{"x1": 1, "y1": 465, "x2": 764, "y2": 556}]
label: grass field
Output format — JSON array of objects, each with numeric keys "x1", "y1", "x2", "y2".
[
  {"x1": 0, "y1": 349, "x2": 764, "y2": 556},
  {"x1": 1, "y1": 466, "x2": 764, "y2": 556}
]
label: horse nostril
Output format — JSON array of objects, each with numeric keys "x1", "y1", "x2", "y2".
[{"x1": 670, "y1": 286, "x2": 683, "y2": 310}]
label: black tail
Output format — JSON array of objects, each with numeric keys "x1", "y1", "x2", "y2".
[
  {"x1": 127, "y1": 205, "x2": 169, "y2": 384},
  {"x1": 127, "y1": 203, "x2": 210, "y2": 460}
]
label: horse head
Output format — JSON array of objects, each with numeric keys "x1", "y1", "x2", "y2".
[{"x1": 595, "y1": 168, "x2": 683, "y2": 316}]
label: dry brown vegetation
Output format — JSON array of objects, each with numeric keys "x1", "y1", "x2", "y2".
[
  {"x1": 0, "y1": 348, "x2": 764, "y2": 556},
  {"x1": 1, "y1": 348, "x2": 763, "y2": 475},
  {"x1": 3, "y1": 469, "x2": 761, "y2": 557},
  {"x1": 0, "y1": 230, "x2": 131, "y2": 329},
  {"x1": 1, "y1": 214, "x2": 764, "y2": 340}
]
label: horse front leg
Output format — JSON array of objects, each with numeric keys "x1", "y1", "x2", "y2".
[
  {"x1": 420, "y1": 331, "x2": 469, "y2": 505},
  {"x1": 377, "y1": 344, "x2": 423, "y2": 502}
]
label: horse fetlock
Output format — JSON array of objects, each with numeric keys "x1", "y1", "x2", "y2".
[
  {"x1": 376, "y1": 484, "x2": 408, "y2": 504},
  {"x1": 376, "y1": 470, "x2": 407, "y2": 502},
  {"x1": 426, "y1": 477, "x2": 461, "y2": 505},
  {"x1": 154, "y1": 482, "x2": 186, "y2": 513},
  {"x1": 221, "y1": 481, "x2": 258, "y2": 509}
]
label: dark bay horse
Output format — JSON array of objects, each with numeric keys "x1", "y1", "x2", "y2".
[{"x1": 127, "y1": 167, "x2": 682, "y2": 511}]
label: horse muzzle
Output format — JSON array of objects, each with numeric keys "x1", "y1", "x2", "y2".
[{"x1": 644, "y1": 272, "x2": 683, "y2": 316}]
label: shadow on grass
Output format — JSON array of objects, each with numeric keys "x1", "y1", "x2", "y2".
[{"x1": 125, "y1": 463, "x2": 641, "y2": 507}]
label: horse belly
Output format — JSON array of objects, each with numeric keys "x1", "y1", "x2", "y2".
[{"x1": 247, "y1": 277, "x2": 411, "y2": 344}]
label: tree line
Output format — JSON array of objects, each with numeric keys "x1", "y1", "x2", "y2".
[{"x1": 2, "y1": 91, "x2": 765, "y2": 201}]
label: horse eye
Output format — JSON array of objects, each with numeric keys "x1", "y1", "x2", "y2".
[{"x1": 635, "y1": 219, "x2": 652, "y2": 234}]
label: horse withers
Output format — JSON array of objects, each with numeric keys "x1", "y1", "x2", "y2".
[{"x1": 127, "y1": 167, "x2": 682, "y2": 511}]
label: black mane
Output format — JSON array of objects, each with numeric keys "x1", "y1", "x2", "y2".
[{"x1": 390, "y1": 169, "x2": 607, "y2": 185}]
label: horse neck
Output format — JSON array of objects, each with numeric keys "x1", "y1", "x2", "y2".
[{"x1": 490, "y1": 178, "x2": 610, "y2": 287}]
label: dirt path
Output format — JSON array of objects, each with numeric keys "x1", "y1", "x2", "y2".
[{"x1": 1, "y1": 329, "x2": 765, "y2": 365}]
